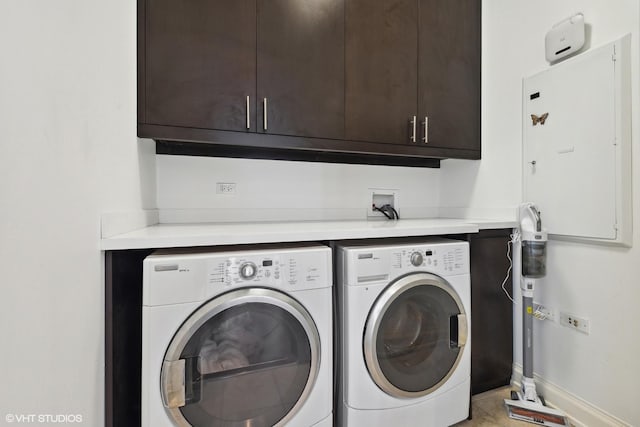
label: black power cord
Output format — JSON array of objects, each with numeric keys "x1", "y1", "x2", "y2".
[
  {"x1": 373, "y1": 205, "x2": 393, "y2": 219},
  {"x1": 372, "y1": 204, "x2": 400, "y2": 220}
]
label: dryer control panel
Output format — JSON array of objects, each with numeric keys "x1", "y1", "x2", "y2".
[
  {"x1": 143, "y1": 245, "x2": 331, "y2": 306},
  {"x1": 208, "y1": 248, "x2": 331, "y2": 291},
  {"x1": 342, "y1": 239, "x2": 469, "y2": 286}
]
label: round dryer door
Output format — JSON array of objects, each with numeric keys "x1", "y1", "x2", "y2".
[
  {"x1": 161, "y1": 288, "x2": 320, "y2": 427},
  {"x1": 363, "y1": 272, "x2": 468, "y2": 398}
]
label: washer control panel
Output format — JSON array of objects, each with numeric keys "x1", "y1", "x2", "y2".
[
  {"x1": 348, "y1": 239, "x2": 469, "y2": 285},
  {"x1": 206, "y1": 247, "x2": 331, "y2": 291},
  {"x1": 395, "y1": 245, "x2": 466, "y2": 274}
]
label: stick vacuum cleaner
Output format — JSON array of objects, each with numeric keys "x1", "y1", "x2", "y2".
[{"x1": 504, "y1": 203, "x2": 570, "y2": 427}]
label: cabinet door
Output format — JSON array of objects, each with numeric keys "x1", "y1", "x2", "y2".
[
  {"x1": 418, "y1": 0, "x2": 480, "y2": 150},
  {"x1": 257, "y1": 0, "x2": 344, "y2": 140},
  {"x1": 144, "y1": 0, "x2": 256, "y2": 132},
  {"x1": 468, "y1": 230, "x2": 513, "y2": 395},
  {"x1": 345, "y1": 0, "x2": 418, "y2": 144}
]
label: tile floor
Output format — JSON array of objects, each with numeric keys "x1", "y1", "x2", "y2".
[{"x1": 454, "y1": 387, "x2": 547, "y2": 427}]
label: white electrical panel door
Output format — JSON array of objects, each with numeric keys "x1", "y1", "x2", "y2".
[{"x1": 523, "y1": 35, "x2": 632, "y2": 245}]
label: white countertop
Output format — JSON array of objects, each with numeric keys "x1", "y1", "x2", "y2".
[{"x1": 101, "y1": 218, "x2": 516, "y2": 250}]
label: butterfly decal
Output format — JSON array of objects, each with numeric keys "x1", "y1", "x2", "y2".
[{"x1": 531, "y1": 113, "x2": 549, "y2": 126}]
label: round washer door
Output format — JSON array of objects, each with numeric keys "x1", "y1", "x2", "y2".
[
  {"x1": 364, "y1": 272, "x2": 468, "y2": 398},
  {"x1": 161, "y1": 288, "x2": 320, "y2": 427}
]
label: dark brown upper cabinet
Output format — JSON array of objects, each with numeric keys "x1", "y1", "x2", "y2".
[
  {"x1": 345, "y1": 0, "x2": 418, "y2": 145},
  {"x1": 138, "y1": 0, "x2": 480, "y2": 166},
  {"x1": 418, "y1": 0, "x2": 481, "y2": 151},
  {"x1": 345, "y1": 0, "x2": 480, "y2": 152},
  {"x1": 143, "y1": 0, "x2": 257, "y2": 132},
  {"x1": 257, "y1": 0, "x2": 345, "y2": 140},
  {"x1": 140, "y1": 0, "x2": 344, "y2": 140}
]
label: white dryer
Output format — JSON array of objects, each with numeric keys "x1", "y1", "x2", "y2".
[
  {"x1": 337, "y1": 238, "x2": 471, "y2": 427},
  {"x1": 141, "y1": 244, "x2": 333, "y2": 427}
]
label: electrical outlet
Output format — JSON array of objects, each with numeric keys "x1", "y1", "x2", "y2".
[
  {"x1": 367, "y1": 188, "x2": 399, "y2": 219},
  {"x1": 559, "y1": 311, "x2": 590, "y2": 334},
  {"x1": 216, "y1": 182, "x2": 236, "y2": 195}
]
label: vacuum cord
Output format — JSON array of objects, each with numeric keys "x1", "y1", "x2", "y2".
[{"x1": 501, "y1": 231, "x2": 519, "y2": 303}]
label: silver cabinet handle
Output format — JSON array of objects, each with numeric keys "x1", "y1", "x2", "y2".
[
  {"x1": 263, "y1": 98, "x2": 268, "y2": 131},
  {"x1": 246, "y1": 96, "x2": 250, "y2": 130},
  {"x1": 421, "y1": 116, "x2": 429, "y2": 143},
  {"x1": 410, "y1": 116, "x2": 417, "y2": 142}
]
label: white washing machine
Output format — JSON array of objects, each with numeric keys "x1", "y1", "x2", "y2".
[
  {"x1": 141, "y1": 244, "x2": 333, "y2": 427},
  {"x1": 336, "y1": 238, "x2": 471, "y2": 427}
]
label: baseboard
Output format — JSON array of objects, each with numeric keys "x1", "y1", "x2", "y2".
[
  {"x1": 101, "y1": 210, "x2": 159, "y2": 238},
  {"x1": 511, "y1": 364, "x2": 631, "y2": 427}
]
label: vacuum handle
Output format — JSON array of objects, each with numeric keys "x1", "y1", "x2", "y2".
[{"x1": 529, "y1": 205, "x2": 542, "y2": 232}]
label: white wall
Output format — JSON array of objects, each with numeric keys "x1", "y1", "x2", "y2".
[
  {"x1": 0, "y1": 2, "x2": 439, "y2": 425},
  {"x1": 0, "y1": 1, "x2": 155, "y2": 426},
  {"x1": 157, "y1": 156, "x2": 440, "y2": 223},
  {"x1": 2, "y1": 0, "x2": 638, "y2": 426},
  {"x1": 441, "y1": 1, "x2": 640, "y2": 425}
]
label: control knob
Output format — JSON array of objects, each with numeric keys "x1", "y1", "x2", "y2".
[
  {"x1": 239, "y1": 262, "x2": 257, "y2": 280},
  {"x1": 410, "y1": 252, "x2": 424, "y2": 267}
]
